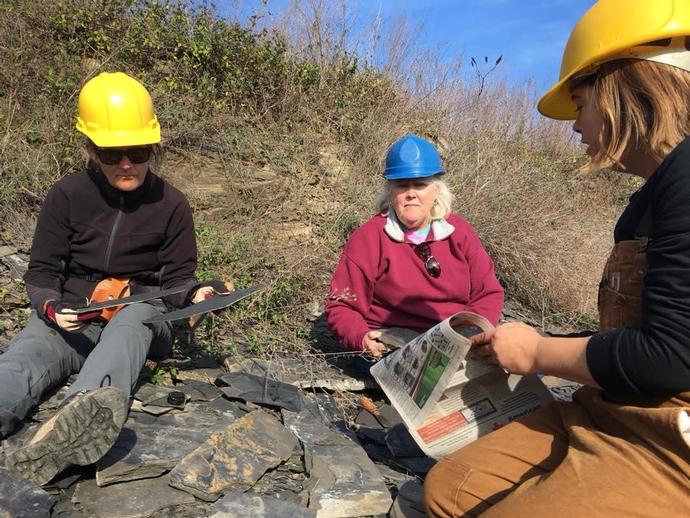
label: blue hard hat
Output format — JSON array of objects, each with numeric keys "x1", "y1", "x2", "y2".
[{"x1": 383, "y1": 134, "x2": 445, "y2": 180}]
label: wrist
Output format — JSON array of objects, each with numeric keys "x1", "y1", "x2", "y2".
[
  {"x1": 43, "y1": 300, "x2": 57, "y2": 323},
  {"x1": 532, "y1": 336, "x2": 549, "y2": 374}
]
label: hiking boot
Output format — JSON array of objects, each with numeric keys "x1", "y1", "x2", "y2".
[{"x1": 4, "y1": 387, "x2": 128, "y2": 486}]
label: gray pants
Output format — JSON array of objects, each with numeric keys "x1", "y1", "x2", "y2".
[{"x1": 0, "y1": 303, "x2": 172, "y2": 438}]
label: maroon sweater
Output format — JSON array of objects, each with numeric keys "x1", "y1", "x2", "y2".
[{"x1": 325, "y1": 213, "x2": 504, "y2": 351}]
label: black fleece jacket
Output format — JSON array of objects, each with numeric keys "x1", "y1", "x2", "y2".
[
  {"x1": 587, "y1": 136, "x2": 690, "y2": 395},
  {"x1": 24, "y1": 167, "x2": 197, "y2": 311}
]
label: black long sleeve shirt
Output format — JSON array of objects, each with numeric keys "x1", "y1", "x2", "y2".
[
  {"x1": 24, "y1": 167, "x2": 198, "y2": 310},
  {"x1": 587, "y1": 136, "x2": 690, "y2": 395}
]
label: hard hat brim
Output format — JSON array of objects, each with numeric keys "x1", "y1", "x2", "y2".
[
  {"x1": 383, "y1": 169, "x2": 445, "y2": 180},
  {"x1": 538, "y1": 77, "x2": 578, "y2": 121},
  {"x1": 77, "y1": 123, "x2": 161, "y2": 148}
]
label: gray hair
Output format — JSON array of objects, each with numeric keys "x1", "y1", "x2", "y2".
[{"x1": 375, "y1": 177, "x2": 453, "y2": 220}]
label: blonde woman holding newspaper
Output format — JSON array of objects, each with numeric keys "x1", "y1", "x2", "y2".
[
  {"x1": 425, "y1": 1, "x2": 690, "y2": 516},
  {"x1": 325, "y1": 134, "x2": 503, "y2": 359}
]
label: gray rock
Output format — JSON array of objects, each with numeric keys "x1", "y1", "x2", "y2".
[
  {"x1": 373, "y1": 463, "x2": 416, "y2": 487},
  {"x1": 355, "y1": 427, "x2": 387, "y2": 445},
  {"x1": 541, "y1": 376, "x2": 581, "y2": 402},
  {"x1": 215, "y1": 372, "x2": 304, "y2": 412},
  {"x1": 391, "y1": 457, "x2": 435, "y2": 476},
  {"x1": 133, "y1": 383, "x2": 187, "y2": 409},
  {"x1": 0, "y1": 466, "x2": 56, "y2": 517},
  {"x1": 149, "y1": 502, "x2": 210, "y2": 518},
  {"x1": 72, "y1": 475, "x2": 194, "y2": 518},
  {"x1": 169, "y1": 410, "x2": 300, "y2": 501},
  {"x1": 168, "y1": 356, "x2": 224, "y2": 384},
  {"x1": 355, "y1": 408, "x2": 384, "y2": 429},
  {"x1": 208, "y1": 491, "x2": 316, "y2": 517},
  {"x1": 362, "y1": 443, "x2": 435, "y2": 476},
  {"x1": 282, "y1": 398, "x2": 393, "y2": 517},
  {"x1": 375, "y1": 404, "x2": 403, "y2": 428},
  {"x1": 176, "y1": 379, "x2": 223, "y2": 402},
  {"x1": 1, "y1": 252, "x2": 29, "y2": 282},
  {"x1": 96, "y1": 402, "x2": 244, "y2": 486},
  {"x1": 208, "y1": 397, "x2": 250, "y2": 414},
  {"x1": 385, "y1": 424, "x2": 425, "y2": 458},
  {"x1": 223, "y1": 357, "x2": 377, "y2": 391},
  {"x1": 390, "y1": 480, "x2": 426, "y2": 518},
  {"x1": 250, "y1": 451, "x2": 307, "y2": 498},
  {"x1": 134, "y1": 402, "x2": 173, "y2": 416}
]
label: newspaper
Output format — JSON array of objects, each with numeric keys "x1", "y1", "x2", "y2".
[{"x1": 370, "y1": 312, "x2": 554, "y2": 459}]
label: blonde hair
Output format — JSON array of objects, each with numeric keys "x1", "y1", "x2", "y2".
[
  {"x1": 582, "y1": 59, "x2": 690, "y2": 171},
  {"x1": 375, "y1": 177, "x2": 454, "y2": 220}
]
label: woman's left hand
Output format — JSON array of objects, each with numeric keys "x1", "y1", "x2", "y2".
[
  {"x1": 191, "y1": 286, "x2": 215, "y2": 304},
  {"x1": 468, "y1": 322, "x2": 542, "y2": 375}
]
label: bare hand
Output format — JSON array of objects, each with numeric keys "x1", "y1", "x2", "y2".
[
  {"x1": 55, "y1": 308, "x2": 88, "y2": 333},
  {"x1": 468, "y1": 322, "x2": 542, "y2": 375},
  {"x1": 191, "y1": 286, "x2": 215, "y2": 304},
  {"x1": 362, "y1": 330, "x2": 388, "y2": 359}
]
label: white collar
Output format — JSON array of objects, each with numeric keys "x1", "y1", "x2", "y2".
[{"x1": 383, "y1": 211, "x2": 455, "y2": 242}]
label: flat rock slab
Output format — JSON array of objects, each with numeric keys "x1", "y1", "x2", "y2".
[
  {"x1": 165, "y1": 356, "x2": 224, "y2": 384},
  {"x1": 73, "y1": 475, "x2": 194, "y2": 518},
  {"x1": 282, "y1": 398, "x2": 393, "y2": 518},
  {"x1": 176, "y1": 379, "x2": 223, "y2": 402},
  {"x1": 363, "y1": 444, "x2": 435, "y2": 476},
  {"x1": 385, "y1": 424, "x2": 425, "y2": 458},
  {"x1": 169, "y1": 410, "x2": 300, "y2": 501},
  {"x1": 133, "y1": 383, "x2": 187, "y2": 409},
  {"x1": 1, "y1": 252, "x2": 29, "y2": 282},
  {"x1": 390, "y1": 480, "x2": 425, "y2": 518},
  {"x1": 223, "y1": 357, "x2": 377, "y2": 392},
  {"x1": 541, "y1": 376, "x2": 581, "y2": 402},
  {"x1": 208, "y1": 491, "x2": 316, "y2": 517},
  {"x1": 97, "y1": 402, "x2": 245, "y2": 486},
  {"x1": 0, "y1": 466, "x2": 56, "y2": 517},
  {"x1": 215, "y1": 372, "x2": 303, "y2": 412}
]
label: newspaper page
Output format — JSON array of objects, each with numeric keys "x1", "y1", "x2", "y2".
[{"x1": 370, "y1": 312, "x2": 554, "y2": 459}]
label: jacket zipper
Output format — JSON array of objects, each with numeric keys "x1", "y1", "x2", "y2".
[{"x1": 104, "y1": 196, "x2": 124, "y2": 274}]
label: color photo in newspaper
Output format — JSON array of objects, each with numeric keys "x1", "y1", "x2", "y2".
[{"x1": 370, "y1": 311, "x2": 554, "y2": 459}]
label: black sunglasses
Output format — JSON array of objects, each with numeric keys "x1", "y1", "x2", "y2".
[
  {"x1": 414, "y1": 243, "x2": 441, "y2": 278},
  {"x1": 96, "y1": 146, "x2": 153, "y2": 165}
]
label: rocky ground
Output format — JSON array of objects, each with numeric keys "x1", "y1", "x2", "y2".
[{"x1": 0, "y1": 240, "x2": 580, "y2": 518}]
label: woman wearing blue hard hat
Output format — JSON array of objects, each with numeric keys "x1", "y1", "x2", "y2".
[
  {"x1": 425, "y1": 0, "x2": 690, "y2": 516},
  {"x1": 325, "y1": 134, "x2": 503, "y2": 357}
]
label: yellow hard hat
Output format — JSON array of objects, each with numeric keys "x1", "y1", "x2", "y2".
[
  {"x1": 538, "y1": 0, "x2": 690, "y2": 120},
  {"x1": 76, "y1": 72, "x2": 161, "y2": 147}
]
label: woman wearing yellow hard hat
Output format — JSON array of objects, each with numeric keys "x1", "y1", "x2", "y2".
[
  {"x1": 1, "y1": 72, "x2": 217, "y2": 486},
  {"x1": 425, "y1": 1, "x2": 690, "y2": 515}
]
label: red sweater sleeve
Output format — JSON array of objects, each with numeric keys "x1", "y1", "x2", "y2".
[
  {"x1": 452, "y1": 217, "x2": 504, "y2": 325},
  {"x1": 325, "y1": 228, "x2": 379, "y2": 351}
]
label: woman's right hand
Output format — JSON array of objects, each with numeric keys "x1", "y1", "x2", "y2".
[
  {"x1": 362, "y1": 330, "x2": 388, "y2": 359},
  {"x1": 44, "y1": 300, "x2": 89, "y2": 333},
  {"x1": 54, "y1": 308, "x2": 89, "y2": 333}
]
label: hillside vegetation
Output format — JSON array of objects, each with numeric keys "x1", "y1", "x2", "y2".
[{"x1": 0, "y1": 0, "x2": 638, "y2": 356}]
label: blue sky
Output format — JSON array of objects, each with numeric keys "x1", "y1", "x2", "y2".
[
  {"x1": 384, "y1": 0, "x2": 597, "y2": 90},
  {"x1": 222, "y1": 0, "x2": 597, "y2": 91}
]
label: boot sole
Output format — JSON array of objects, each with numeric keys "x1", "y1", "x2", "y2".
[{"x1": 4, "y1": 387, "x2": 128, "y2": 486}]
